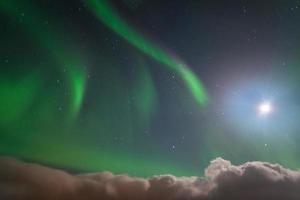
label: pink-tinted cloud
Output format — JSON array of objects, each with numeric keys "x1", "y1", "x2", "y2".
[{"x1": 1, "y1": 156, "x2": 300, "y2": 200}]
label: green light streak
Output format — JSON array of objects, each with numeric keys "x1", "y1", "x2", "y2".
[
  {"x1": 65, "y1": 65, "x2": 87, "y2": 119},
  {"x1": 132, "y1": 59, "x2": 157, "y2": 125},
  {"x1": 86, "y1": 0, "x2": 209, "y2": 105}
]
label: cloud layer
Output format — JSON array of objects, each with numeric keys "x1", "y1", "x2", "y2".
[{"x1": 1, "y1": 156, "x2": 300, "y2": 200}]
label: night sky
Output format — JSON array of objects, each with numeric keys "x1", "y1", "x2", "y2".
[{"x1": 1, "y1": 0, "x2": 300, "y2": 179}]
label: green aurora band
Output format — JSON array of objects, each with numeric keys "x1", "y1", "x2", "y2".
[
  {"x1": 2, "y1": 0, "x2": 298, "y2": 178},
  {"x1": 86, "y1": 0, "x2": 209, "y2": 105},
  {"x1": 0, "y1": 0, "x2": 203, "y2": 176},
  {"x1": 0, "y1": 0, "x2": 86, "y2": 120}
]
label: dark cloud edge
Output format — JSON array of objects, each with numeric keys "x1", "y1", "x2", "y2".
[{"x1": 1, "y1": 156, "x2": 300, "y2": 200}]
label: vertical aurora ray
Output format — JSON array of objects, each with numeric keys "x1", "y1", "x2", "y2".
[
  {"x1": 69, "y1": 67, "x2": 87, "y2": 118},
  {"x1": 86, "y1": 0, "x2": 209, "y2": 105},
  {"x1": 131, "y1": 58, "x2": 158, "y2": 126}
]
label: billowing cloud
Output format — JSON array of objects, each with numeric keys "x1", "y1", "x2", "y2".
[{"x1": 1, "y1": 156, "x2": 300, "y2": 200}]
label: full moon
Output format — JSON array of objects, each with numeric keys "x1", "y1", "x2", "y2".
[{"x1": 258, "y1": 101, "x2": 272, "y2": 115}]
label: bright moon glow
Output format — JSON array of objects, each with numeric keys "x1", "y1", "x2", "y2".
[{"x1": 258, "y1": 101, "x2": 272, "y2": 115}]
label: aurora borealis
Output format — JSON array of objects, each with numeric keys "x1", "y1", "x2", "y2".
[
  {"x1": 86, "y1": 0, "x2": 208, "y2": 105},
  {"x1": 2, "y1": 0, "x2": 300, "y2": 183}
]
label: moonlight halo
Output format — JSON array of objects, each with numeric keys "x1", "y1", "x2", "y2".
[{"x1": 257, "y1": 101, "x2": 272, "y2": 116}]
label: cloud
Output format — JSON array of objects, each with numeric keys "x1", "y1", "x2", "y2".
[{"x1": 1, "y1": 157, "x2": 300, "y2": 200}]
